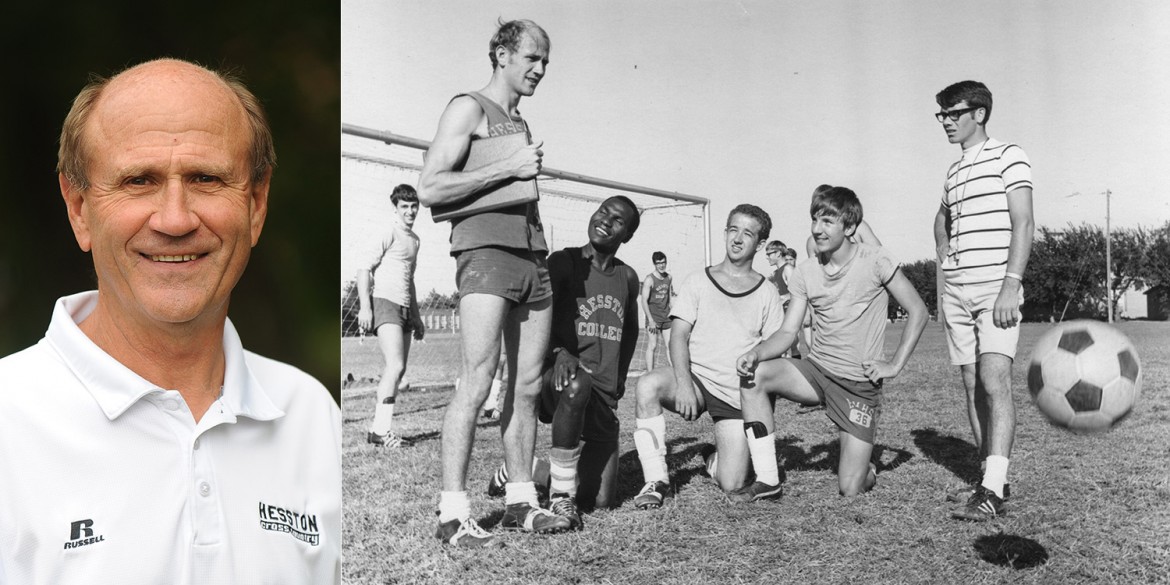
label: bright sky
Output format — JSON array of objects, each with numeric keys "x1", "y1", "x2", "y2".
[{"x1": 342, "y1": 0, "x2": 1170, "y2": 271}]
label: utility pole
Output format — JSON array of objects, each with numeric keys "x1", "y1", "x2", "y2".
[{"x1": 1105, "y1": 189, "x2": 1112, "y2": 323}]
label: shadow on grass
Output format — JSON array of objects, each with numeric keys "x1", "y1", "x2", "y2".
[
  {"x1": 910, "y1": 427, "x2": 981, "y2": 485},
  {"x1": 779, "y1": 437, "x2": 914, "y2": 476},
  {"x1": 974, "y1": 533, "x2": 1049, "y2": 569},
  {"x1": 614, "y1": 436, "x2": 703, "y2": 506}
]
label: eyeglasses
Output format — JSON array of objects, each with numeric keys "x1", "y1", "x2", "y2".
[{"x1": 935, "y1": 106, "x2": 980, "y2": 123}]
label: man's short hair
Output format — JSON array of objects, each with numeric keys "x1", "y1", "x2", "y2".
[
  {"x1": 728, "y1": 204, "x2": 772, "y2": 243},
  {"x1": 785, "y1": 248, "x2": 798, "y2": 259},
  {"x1": 489, "y1": 19, "x2": 550, "y2": 69},
  {"x1": 936, "y1": 80, "x2": 993, "y2": 125},
  {"x1": 766, "y1": 240, "x2": 786, "y2": 253},
  {"x1": 813, "y1": 184, "x2": 834, "y2": 197},
  {"x1": 57, "y1": 58, "x2": 276, "y2": 191},
  {"x1": 810, "y1": 186, "x2": 863, "y2": 230},
  {"x1": 391, "y1": 184, "x2": 418, "y2": 205},
  {"x1": 652, "y1": 251, "x2": 667, "y2": 263}
]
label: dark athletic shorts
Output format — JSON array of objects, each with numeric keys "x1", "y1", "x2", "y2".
[
  {"x1": 651, "y1": 319, "x2": 672, "y2": 331},
  {"x1": 691, "y1": 374, "x2": 742, "y2": 423},
  {"x1": 790, "y1": 358, "x2": 881, "y2": 444},
  {"x1": 539, "y1": 367, "x2": 619, "y2": 444},
  {"x1": 372, "y1": 297, "x2": 413, "y2": 333},
  {"x1": 455, "y1": 246, "x2": 551, "y2": 304}
]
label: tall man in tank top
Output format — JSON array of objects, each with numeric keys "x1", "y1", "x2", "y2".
[
  {"x1": 639, "y1": 251, "x2": 674, "y2": 369},
  {"x1": 933, "y1": 81, "x2": 1034, "y2": 522},
  {"x1": 418, "y1": 19, "x2": 569, "y2": 547}
]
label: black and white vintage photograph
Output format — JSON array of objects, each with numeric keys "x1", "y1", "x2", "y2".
[{"x1": 340, "y1": 2, "x2": 1168, "y2": 583}]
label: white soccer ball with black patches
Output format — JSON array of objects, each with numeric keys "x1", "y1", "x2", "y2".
[{"x1": 1027, "y1": 320, "x2": 1141, "y2": 433}]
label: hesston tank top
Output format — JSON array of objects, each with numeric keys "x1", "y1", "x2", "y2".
[{"x1": 447, "y1": 92, "x2": 547, "y2": 255}]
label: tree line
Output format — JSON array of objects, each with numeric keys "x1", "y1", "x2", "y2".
[{"x1": 890, "y1": 221, "x2": 1170, "y2": 322}]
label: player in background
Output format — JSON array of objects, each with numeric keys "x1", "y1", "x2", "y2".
[
  {"x1": 639, "y1": 251, "x2": 674, "y2": 369},
  {"x1": 764, "y1": 240, "x2": 797, "y2": 357},
  {"x1": 357, "y1": 184, "x2": 426, "y2": 447},
  {"x1": 486, "y1": 196, "x2": 641, "y2": 529},
  {"x1": 733, "y1": 187, "x2": 928, "y2": 501},
  {"x1": 418, "y1": 18, "x2": 567, "y2": 547},
  {"x1": 632, "y1": 205, "x2": 784, "y2": 509},
  {"x1": 933, "y1": 80, "x2": 1033, "y2": 521}
]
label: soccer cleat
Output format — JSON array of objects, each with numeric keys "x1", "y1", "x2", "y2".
[
  {"x1": 367, "y1": 431, "x2": 402, "y2": 448},
  {"x1": 634, "y1": 480, "x2": 671, "y2": 510},
  {"x1": 500, "y1": 503, "x2": 571, "y2": 534},
  {"x1": 486, "y1": 463, "x2": 508, "y2": 498},
  {"x1": 549, "y1": 494, "x2": 582, "y2": 531},
  {"x1": 434, "y1": 517, "x2": 503, "y2": 548},
  {"x1": 951, "y1": 485, "x2": 1006, "y2": 521},
  {"x1": 728, "y1": 480, "x2": 784, "y2": 503},
  {"x1": 946, "y1": 483, "x2": 1011, "y2": 503}
]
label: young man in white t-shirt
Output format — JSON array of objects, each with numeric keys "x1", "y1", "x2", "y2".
[{"x1": 632, "y1": 204, "x2": 784, "y2": 509}]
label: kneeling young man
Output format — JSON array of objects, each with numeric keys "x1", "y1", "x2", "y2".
[
  {"x1": 633, "y1": 204, "x2": 784, "y2": 508},
  {"x1": 487, "y1": 197, "x2": 641, "y2": 529},
  {"x1": 734, "y1": 187, "x2": 928, "y2": 500}
]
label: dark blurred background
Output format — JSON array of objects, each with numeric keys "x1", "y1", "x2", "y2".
[{"x1": 0, "y1": 3, "x2": 341, "y2": 403}]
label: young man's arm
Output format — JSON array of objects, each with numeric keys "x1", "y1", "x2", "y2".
[
  {"x1": 416, "y1": 97, "x2": 543, "y2": 208},
  {"x1": 736, "y1": 296, "x2": 806, "y2": 376},
  {"x1": 638, "y1": 274, "x2": 655, "y2": 331},
  {"x1": 408, "y1": 277, "x2": 425, "y2": 341},
  {"x1": 356, "y1": 269, "x2": 374, "y2": 332},
  {"x1": 355, "y1": 233, "x2": 391, "y2": 333},
  {"x1": 854, "y1": 220, "x2": 883, "y2": 246},
  {"x1": 994, "y1": 186, "x2": 1034, "y2": 328},
  {"x1": 668, "y1": 319, "x2": 701, "y2": 421},
  {"x1": 861, "y1": 270, "x2": 928, "y2": 383},
  {"x1": 934, "y1": 203, "x2": 951, "y2": 263}
]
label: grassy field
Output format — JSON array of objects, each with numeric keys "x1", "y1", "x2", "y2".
[{"x1": 341, "y1": 321, "x2": 1170, "y2": 585}]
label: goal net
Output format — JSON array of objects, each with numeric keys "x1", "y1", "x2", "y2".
[{"x1": 341, "y1": 126, "x2": 709, "y2": 388}]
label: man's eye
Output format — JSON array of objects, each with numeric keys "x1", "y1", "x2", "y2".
[
  {"x1": 127, "y1": 177, "x2": 149, "y2": 186},
  {"x1": 195, "y1": 175, "x2": 219, "y2": 183}
]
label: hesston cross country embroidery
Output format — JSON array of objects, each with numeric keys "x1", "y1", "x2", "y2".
[
  {"x1": 258, "y1": 502, "x2": 321, "y2": 546},
  {"x1": 63, "y1": 519, "x2": 105, "y2": 550}
]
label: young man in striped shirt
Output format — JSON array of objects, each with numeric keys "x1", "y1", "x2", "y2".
[{"x1": 933, "y1": 80, "x2": 1034, "y2": 521}]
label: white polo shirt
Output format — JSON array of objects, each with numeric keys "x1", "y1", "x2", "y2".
[{"x1": 0, "y1": 292, "x2": 341, "y2": 585}]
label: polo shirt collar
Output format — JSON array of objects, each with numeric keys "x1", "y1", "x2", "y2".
[{"x1": 44, "y1": 291, "x2": 284, "y2": 422}]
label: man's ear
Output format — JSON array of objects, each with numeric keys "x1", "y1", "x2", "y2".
[
  {"x1": 59, "y1": 173, "x2": 92, "y2": 252},
  {"x1": 249, "y1": 169, "x2": 272, "y2": 247}
]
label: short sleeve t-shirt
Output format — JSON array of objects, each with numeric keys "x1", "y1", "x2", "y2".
[
  {"x1": 359, "y1": 215, "x2": 419, "y2": 306},
  {"x1": 789, "y1": 244, "x2": 899, "y2": 382},
  {"x1": 671, "y1": 268, "x2": 784, "y2": 408}
]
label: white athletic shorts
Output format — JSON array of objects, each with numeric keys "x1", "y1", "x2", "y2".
[{"x1": 941, "y1": 279, "x2": 1023, "y2": 366}]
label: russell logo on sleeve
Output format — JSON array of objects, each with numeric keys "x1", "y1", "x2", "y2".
[{"x1": 63, "y1": 519, "x2": 105, "y2": 550}]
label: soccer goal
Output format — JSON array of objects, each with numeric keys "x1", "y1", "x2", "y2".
[{"x1": 341, "y1": 124, "x2": 710, "y2": 387}]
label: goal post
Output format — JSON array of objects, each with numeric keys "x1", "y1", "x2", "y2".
[{"x1": 341, "y1": 124, "x2": 710, "y2": 387}]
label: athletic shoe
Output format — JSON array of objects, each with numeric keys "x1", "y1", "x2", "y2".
[
  {"x1": 634, "y1": 480, "x2": 671, "y2": 510},
  {"x1": 367, "y1": 431, "x2": 402, "y2": 448},
  {"x1": 951, "y1": 485, "x2": 1006, "y2": 521},
  {"x1": 482, "y1": 408, "x2": 500, "y2": 420},
  {"x1": 499, "y1": 503, "x2": 571, "y2": 534},
  {"x1": 486, "y1": 463, "x2": 508, "y2": 498},
  {"x1": 946, "y1": 483, "x2": 1011, "y2": 503},
  {"x1": 549, "y1": 494, "x2": 582, "y2": 531},
  {"x1": 728, "y1": 480, "x2": 783, "y2": 503},
  {"x1": 434, "y1": 517, "x2": 503, "y2": 548}
]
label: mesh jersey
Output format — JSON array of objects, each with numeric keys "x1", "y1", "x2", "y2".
[{"x1": 447, "y1": 92, "x2": 547, "y2": 255}]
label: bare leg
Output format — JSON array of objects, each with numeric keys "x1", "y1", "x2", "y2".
[
  {"x1": 837, "y1": 430, "x2": 876, "y2": 496},
  {"x1": 643, "y1": 329, "x2": 659, "y2": 371},
  {"x1": 371, "y1": 323, "x2": 407, "y2": 434},
  {"x1": 498, "y1": 298, "x2": 552, "y2": 484},
  {"x1": 978, "y1": 353, "x2": 1016, "y2": 458},
  {"x1": 440, "y1": 293, "x2": 508, "y2": 492}
]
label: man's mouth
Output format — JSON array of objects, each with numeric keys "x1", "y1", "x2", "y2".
[{"x1": 149, "y1": 254, "x2": 199, "y2": 262}]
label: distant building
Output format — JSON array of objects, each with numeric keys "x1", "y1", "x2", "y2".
[{"x1": 1145, "y1": 285, "x2": 1168, "y2": 321}]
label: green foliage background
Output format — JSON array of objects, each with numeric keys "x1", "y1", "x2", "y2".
[{"x1": 0, "y1": 2, "x2": 341, "y2": 403}]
